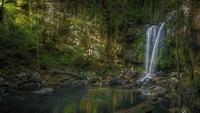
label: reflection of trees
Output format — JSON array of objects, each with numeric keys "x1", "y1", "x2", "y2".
[{"x1": 79, "y1": 88, "x2": 137, "y2": 113}]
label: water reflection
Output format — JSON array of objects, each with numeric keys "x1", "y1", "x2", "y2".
[
  {"x1": 0, "y1": 86, "x2": 144, "y2": 113},
  {"x1": 63, "y1": 87, "x2": 143, "y2": 113}
]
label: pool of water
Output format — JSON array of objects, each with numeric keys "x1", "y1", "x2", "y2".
[{"x1": 0, "y1": 86, "x2": 168, "y2": 113}]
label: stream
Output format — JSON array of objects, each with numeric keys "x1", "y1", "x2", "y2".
[{"x1": 0, "y1": 86, "x2": 169, "y2": 113}]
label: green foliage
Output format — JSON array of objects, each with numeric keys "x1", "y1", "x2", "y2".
[
  {"x1": 156, "y1": 47, "x2": 175, "y2": 70},
  {"x1": 40, "y1": 51, "x2": 85, "y2": 68},
  {"x1": 132, "y1": 34, "x2": 145, "y2": 62},
  {"x1": 166, "y1": 35, "x2": 175, "y2": 47},
  {"x1": 39, "y1": 53, "x2": 60, "y2": 66},
  {"x1": 0, "y1": 0, "x2": 180, "y2": 69},
  {"x1": 185, "y1": 78, "x2": 200, "y2": 109},
  {"x1": 0, "y1": 3, "x2": 36, "y2": 60}
]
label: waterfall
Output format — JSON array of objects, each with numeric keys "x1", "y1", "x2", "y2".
[{"x1": 141, "y1": 23, "x2": 166, "y2": 81}]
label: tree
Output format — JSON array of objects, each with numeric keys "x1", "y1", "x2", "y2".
[{"x1": 176, "y1": 0, "x2": 181, "y2": 112}]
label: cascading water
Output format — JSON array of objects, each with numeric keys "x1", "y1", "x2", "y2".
[{"x1": 141, "y1": 23, "x2": 166, "y2": 81}]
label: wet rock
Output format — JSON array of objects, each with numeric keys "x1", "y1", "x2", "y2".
[
  {"x1": 31, "y1": 72, "x2": 41, "y2": 82},
  {"x1": 143, "y1": 78, "x2": 153, "y2": 85},
  {"x1": 109, "y1": 77, "x2": 124, "y2": 85},
  {"x1": 147, "y1": 71, "x2": 164, "y2": 79},
  {"x1": 32, "y1": 87, "x2": 53, "y2": 95},
  {"x1": 155, "y1": 71, "x2": 164, "y2": 77}
]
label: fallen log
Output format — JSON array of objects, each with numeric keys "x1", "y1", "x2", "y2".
[{"x1": 114, "y1": 98, "x2": 159, "y2": 113}]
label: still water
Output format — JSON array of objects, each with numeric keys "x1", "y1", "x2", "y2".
[{"x1": 0, "y1": 86, "x2": 168, "y2": 113}]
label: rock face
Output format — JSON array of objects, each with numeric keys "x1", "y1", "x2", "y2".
[{"x1": 32, "y1": 88, "x2": 53, "y2": 95}]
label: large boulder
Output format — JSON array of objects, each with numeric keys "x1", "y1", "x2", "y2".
[
  {"x1": 32, "y1": 87, "x2": 53, "y2": 95},
  {"x1": 138, "y1": 85, "x2": 167, "y2": 96}
]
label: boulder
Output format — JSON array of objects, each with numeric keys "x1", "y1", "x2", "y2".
[
  {"x1": 109, "y1": 77, "x2": 124, "y2": 85},
  {"x1": 157, "y1": 77, "x2": 178, "y2": 92},
  {"x1": 32, "y1": 87, "x2": 53, "y2": 95},
  {"x1": 16, "y1": 72, "x2": 27, "y2": 82},
  {"x1": 138, "y1": 85, "x2": 167, "y2": 96},
  {"x1": 31, "y1": 72, "x2": 41, "y2": 82}
]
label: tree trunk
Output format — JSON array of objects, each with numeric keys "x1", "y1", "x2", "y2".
[
  {"x1": 176, "y1": 0, "x2": 181, "y2": 112},
  {"x1": 36, "y1": 2, "x2": 40, "y2": 71},
  {"x1": 42, "y1": 1, "x2": 46, "y2": 47},
  {"x1": 105, "y1": 1, "x2": 111, "y2": 63},
  {"x1": 187, "y1": 0, "x2": 195, "y2": 112},
  {"x1": 0, "y1": 0, "x2": 4, "y2": 23}
]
